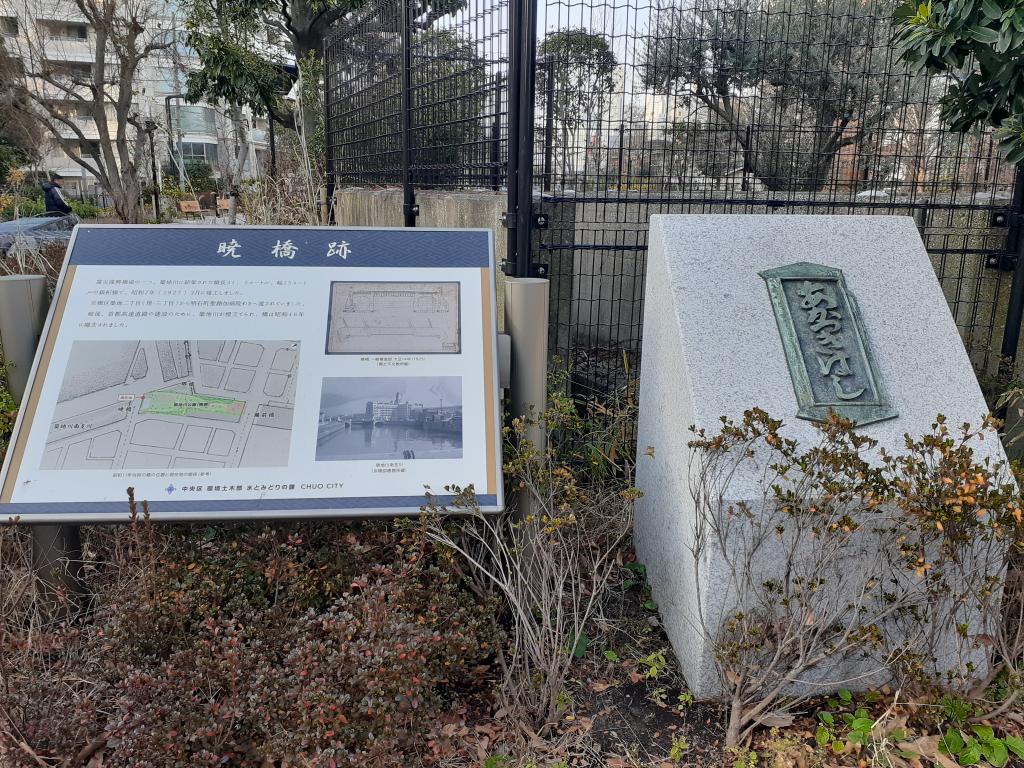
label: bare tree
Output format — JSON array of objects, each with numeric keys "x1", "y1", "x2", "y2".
[
  {"x1": 214, "y1": 107, "x2": 249, "y2": 223},
  {"x1": 1, "y1": 0, "x2": 171, "y2": 222}
]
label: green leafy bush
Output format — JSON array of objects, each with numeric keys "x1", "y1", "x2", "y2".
[
  {"x1": 894, "y1": 0, "x2": 1024, "y2": 160},
  {"x1": 0, "y1": 197, "x2": 100, "y2": 220}
]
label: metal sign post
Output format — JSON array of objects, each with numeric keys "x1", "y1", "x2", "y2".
[{"x1": 504, "y1": 277, "x2": 548, "y2": 516}]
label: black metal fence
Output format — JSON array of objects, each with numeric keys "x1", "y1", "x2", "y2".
[{"x1": 325, "y1": 0, "x2": 1024, "y2": 399}]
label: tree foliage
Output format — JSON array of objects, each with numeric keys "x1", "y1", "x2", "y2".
[
  {"x1": 180, "y1": 0, "x2": 470, "y2": 164},
  {"x1": 894, "y1": 0, "x2": 1024, "y2": 163},
  {"x1": 642, "y1": 0, "x2": 915, "y2": 191},
  {"x1": 0, "y1": 47, "x2": 42, "y2": 182},
  {"x1": 182, "y1": 0, "x2": 292, "y2": 121},
  {"x1": 2, "y1": 0, "x2": 170, "y2": 222},
  {"x1": 537, "y1": 29, "x2": 617, "y2": 177}
]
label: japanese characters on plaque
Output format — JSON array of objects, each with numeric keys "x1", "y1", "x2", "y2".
[
  {"x1": 0, "y1": 225, "x2": 502, "y2": 523},
  {"x1": 760, "y1": 262, "x2": 897, "y2": 426}
]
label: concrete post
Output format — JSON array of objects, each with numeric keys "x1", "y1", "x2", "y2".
[
  {"x1": 504, "y1": 278, "x2": 549, "y2": 515},
  {"x1": 0, "y1": 275, "x2": 48, "y2": 401},
  {"x1": 0, "y1": 276, "x2": 84, "y2": 609},
  {"x1": 31, "y1": 523, "x2": 84, "y2": 612}
]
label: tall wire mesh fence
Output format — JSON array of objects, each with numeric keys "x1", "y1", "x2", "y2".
[
  {"x1": 325, "y1": 0, "x2": 510, "y2": 190},
  {"x1": 325, "y1": 0, "x2": 1022, "y2": 399}
]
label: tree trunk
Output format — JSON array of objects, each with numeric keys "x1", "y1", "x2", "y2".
[{"x1": 112, "y1": 180, "x2": 143, "y2": 223}]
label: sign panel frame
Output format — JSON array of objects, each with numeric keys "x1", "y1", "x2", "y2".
[{"x1": 1, "y1": 224, "x2": 503, "y2": 523}]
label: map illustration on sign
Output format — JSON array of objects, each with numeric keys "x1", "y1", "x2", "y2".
[
  {"x1": 43, "y1": 339, "x2": 299, "y2": 470},
  {"x1": 326, "y1": 281, "x2": 461, "y2": 354}
]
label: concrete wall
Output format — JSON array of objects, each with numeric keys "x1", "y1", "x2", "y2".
[{"x1": 334, "y1": 187, "x2": 507, "y2": 256}]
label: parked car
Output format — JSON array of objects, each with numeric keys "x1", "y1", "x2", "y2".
[{"x1": 0, "y1": 212, "x2": 77, "y2": 256}]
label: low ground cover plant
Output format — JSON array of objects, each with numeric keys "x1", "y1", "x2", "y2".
[
  {"x1": 0, "y1": 516, "x2": 497, "y2": 766},
  {"x1": 2, "y1": 354, "x2": 1024, "y2": 765}
]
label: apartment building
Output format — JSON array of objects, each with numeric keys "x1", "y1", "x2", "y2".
[{"x1": 0, "y1": 0, "x2": 271, "y2": 202}]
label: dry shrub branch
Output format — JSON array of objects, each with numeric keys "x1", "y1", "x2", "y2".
[
  {"x1": 688, "y1": 410, "x2": 1023, "y2": 747},
  {"x1": 0, "y1": 511, "x2": 496, "y2": 767},
  {"x1": 425, "y1": 385, "x2": 639, "y2": 733}
]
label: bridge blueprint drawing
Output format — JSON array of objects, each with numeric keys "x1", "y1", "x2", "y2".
[{"x1": 326, "y1": 281, "x2": 461, "y2": 354}]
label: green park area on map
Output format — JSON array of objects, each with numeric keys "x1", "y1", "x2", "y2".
[{"x1": 141, "y1": 390, "x2": 246, "y2": 419}]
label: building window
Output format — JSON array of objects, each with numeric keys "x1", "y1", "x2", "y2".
[
  {"x1": 51, "y1": 101, "x2": 87, "y2": 120},
  {"x1": 179, "y1": 142, "x2": 219, "y2": 164},
  {"x1": 176, "y1": 105, "x2": 216, "y2": 133},
  {"x1": 77, "y1": 140, "x2": 100, "y2": 159},
  {"x1": 45, "y1": 21, "x2": 88, "y2": 40},
  {"x1": 51, "y1": 61, "x2": 92, "y2": 78},
  {"x1": 1, "y1": 17, "x2": 17, "y2": 36}
]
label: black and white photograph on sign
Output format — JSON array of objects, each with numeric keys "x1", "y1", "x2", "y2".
[
  {"x1": 316, "y1": 376, "x2": 463, "y2": 461},
  {"x1": 325, "y1": 281, "x2": 461, "y2": 354},
  {"x1": 43, "y1": 340, "x2": 299, "y2": 470}
]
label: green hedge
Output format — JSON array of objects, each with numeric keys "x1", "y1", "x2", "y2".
[{"x1": 0, "y1": 198, "x2": 100, "y2": 221}]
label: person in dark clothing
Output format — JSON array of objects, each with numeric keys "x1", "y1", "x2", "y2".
[{"x1": 42, "y1": 174, "x2": 73, "y2": 215}]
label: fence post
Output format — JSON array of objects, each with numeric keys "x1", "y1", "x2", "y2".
[
  {"x1": 0, "y1": 276, "x2": 84, "y2": 611},
  {"x1": 505, "y1": 0, "x2": 538, "y2": 276},
  {"x1": 513, "y1": 0, "x2": 538, "y2": 278},
  {"x1": 1000, "y1": 167, "x2": 1024, "y2": 366},
  {"x1": 399, "y1": 0, "x2": 418, "y2": 228},
  {"x1": 323, "y1": 36, "x2": 336, "y2": 225}
]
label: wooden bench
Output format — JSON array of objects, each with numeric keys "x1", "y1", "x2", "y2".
[{"x1": 177, "y1": 199, "x2": 202, "y2": 219}]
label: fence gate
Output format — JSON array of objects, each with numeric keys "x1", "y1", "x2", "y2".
[{"x1": 325, "y1": 0, "x2": 1024, "y2": 400}]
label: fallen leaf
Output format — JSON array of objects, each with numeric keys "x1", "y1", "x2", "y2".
[
  {"x1": 872, "y1": 714, "x2": 908, "y2": 740},
  {"x1": 897, "y1": 736, "x2": 960, "y2": 768},
  {"x1": 518, "y1": 721, "x2": 547, "y2": 749},
  {"x1": 754, "y1": 711, "x2": 796, "y2": 728}
]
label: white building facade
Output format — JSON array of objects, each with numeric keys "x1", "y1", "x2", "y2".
[{"x1": 0, "y1": 0, "x2": 271, "y2": 203}]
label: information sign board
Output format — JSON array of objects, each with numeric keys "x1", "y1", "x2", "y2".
[{"x1": 0, "y1": 225, "x2": 503, "y2": 522}]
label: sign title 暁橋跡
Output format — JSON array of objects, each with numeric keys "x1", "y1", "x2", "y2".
[
  {"x1": 760, "y1": 262, "x2": 897, "y2": 426},
  {"x1": 217, "y1": 237, "x2": 351, "y2": 261},
  {"x1": 62, "y1": 226, "x2": 491, "y2": 269}
]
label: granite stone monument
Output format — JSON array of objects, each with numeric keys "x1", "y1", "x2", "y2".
[{"x1": 634, "y1": 214, "x2": 1009, "y2": 699}]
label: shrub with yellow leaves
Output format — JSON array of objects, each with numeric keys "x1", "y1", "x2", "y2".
[{"x1": 687, "y1": 409, "x2": 1022, "y2": 747}]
